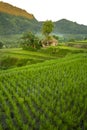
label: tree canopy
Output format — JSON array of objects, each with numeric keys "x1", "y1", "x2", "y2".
[
  {"x1": 21, "y1": 32, "x2": 41, "y2": 50},
  {"x1": 42, "y1": 20, "x2": 54, "y2": 37}
]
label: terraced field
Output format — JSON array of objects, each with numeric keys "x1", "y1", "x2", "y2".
[
  {"x1": 0, "y1": 46, "x2": 86, "y2": 70},
  {"x1": 0, "y1": 48, "x2": 56, "y2": 70},
  {"x1": 0, "y1": 52, "x2": 87, "y2": 130}
]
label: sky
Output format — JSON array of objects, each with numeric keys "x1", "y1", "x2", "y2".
[{"x1": 1, "y1": 0, "x2": 87, "y2": 25}]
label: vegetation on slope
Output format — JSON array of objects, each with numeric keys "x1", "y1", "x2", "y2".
[
  {"x1": 0, "y1": 2, "x2": 87, "y2": 129},
  {"x1": 1, "y1": 2, "x2": 87, "y2": 35},
  {"x1": 54, "y1": 19, "x2": 87, "y2": 34},
  {"x1": 0, "y1": 12, "x2": 40, "y2": 35},
  {"x1": 0, "y1": 1, "x2": 34, "y2": 19},
  {"x1": 65, "y1": 40, "x2": 87, "y2": 48},
  {"x1": 0, "y1": 53, "x2": 87, "y2": 129},
  {"x1": 0, "y1": 46, "x2": 86, "y2": 70},
  {"x1": 21, "y1": 32, "x2": 41, "y2": 50},
  {"x1": 0, "y1": 2, "x2": 40, "y2": 35}
]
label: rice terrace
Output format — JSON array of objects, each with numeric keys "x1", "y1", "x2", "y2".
[{"x1": 0, "y1": 1, "x2": 87, "y2": 130}]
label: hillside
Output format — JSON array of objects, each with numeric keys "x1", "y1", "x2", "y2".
[
  {"x1": 54, "y1": 19, "x2": 87, "y2": 34},
  {"x1": 0, "y1": 1, "x2": 34, "y2": 19},
  {"x1": 0, "y1": 12, "x2": 40, "y2": 35},
  {"x1": 0, "y1": 2, "x2": 87, "y2": 35},
  {"x1": 0, "y1": 46, "x2": 86, "y2": 70},
  {"x1": 0, "y1": 2, "x2": 40, "y2": 35}
]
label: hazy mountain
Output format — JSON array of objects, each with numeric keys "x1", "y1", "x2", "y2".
[
  {"x1": 54, "y1": 19, "x2": 87, "y2": 34},
  {"x1": 0, "y1": 1, "x2": 87, "y2": 35}
]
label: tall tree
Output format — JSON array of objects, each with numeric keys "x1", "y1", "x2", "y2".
[{"x1": 42, "y1": 20, "x2": 54, "y2": 37}]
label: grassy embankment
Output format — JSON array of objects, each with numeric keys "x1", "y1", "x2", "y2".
[{"x1": 0, "y1": 45, "x2": 87, "y2": 70}]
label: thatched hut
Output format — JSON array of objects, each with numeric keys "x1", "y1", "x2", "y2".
[{"x1": 41, "y1": 37, "x2": 58, "y2": 47}]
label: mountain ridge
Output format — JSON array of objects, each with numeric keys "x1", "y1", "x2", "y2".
[
  {"x1": 54, "y1": 19, "x2": 87, "y2": 34},
  {"x1": 0, "y1": 1, "x2": 87, "y2": 35},
  {"x1": 0, "y1": 1, "x2": 34, "y2": 19}
]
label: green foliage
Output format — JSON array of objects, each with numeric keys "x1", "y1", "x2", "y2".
[
  {"x1": 0, "y1": 34, "x2": 22, "y2": 48},
  {"x1": 53, "y1": 35, "x2": 59, "y2": 40},
  {"x1": 0, "y1": 41, "x2": 3, "y2": 49},
  {"x1": 1, "y1": 11, "x2": 87, "y2": 36},
  {"x1": 84, "y1": 37, "x2": 87, "y2": 40},
  {"x1": 0, "y1": 12, "x2": 40, "y2": 35},
  {"x1": 0, "y1": 56, "x2": 31, "y2": 70},
  {"x1": 54, "y1": 19, "x2": 87, "y2": 34},
  {"x1": 66, "y1": 39, "x2": 87, "y2": 48},
  {"x1": 21, "y1": 32, "x2": 41, "y2": 50},
  {"x1": 0, "y1": 46, "x2": 86, "y2": 70},
  {"x1": 42, "y1": 20, "x2": 54, "y2": 37},
  {"x1": 68, "y1": 38, "x2": 76, "y2": 42},
  {"x1": 0, "y1": 53, "x2": 87, "y2": 129}
]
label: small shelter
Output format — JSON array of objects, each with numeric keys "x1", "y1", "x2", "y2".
[{"x1": 42, "y1": 37, "x2": 58, "y2": 47}]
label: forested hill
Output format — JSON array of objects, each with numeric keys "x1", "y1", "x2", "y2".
[
  {"x1": 54, "y1": 19, "x2": 87, "y2": 34},
  {"x1": 0, "y1": 12, "x2": 41, "y2": 35},
  {"x1": 0, "y1": 1, "x2": 87, "y2": 35},
  {"x1": 0, "y1": 1, "x2": 40, "y2": 35}
]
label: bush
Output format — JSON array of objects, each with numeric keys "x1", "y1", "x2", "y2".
[
  {"x1": 20, "y1": 32, "x2": 41, "y2": 50},
  {"x1": 53, "y1": 35, "x2": 59, "y2": 40},
  {"x1": 0, "y1": 41, "x2": 3, "y2": 49}
]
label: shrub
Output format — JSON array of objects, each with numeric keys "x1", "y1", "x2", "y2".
[
  {"x1": 0, "y1": 41, "x2": 3, "y2": 49},
  {"x1": 20, "y1": 32, "x2": 41, "y2": 50}
]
